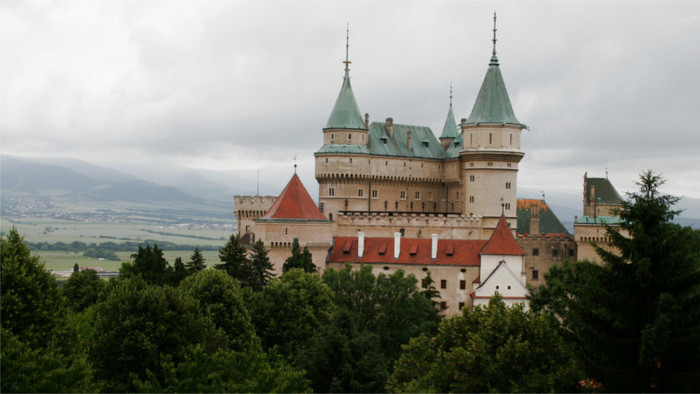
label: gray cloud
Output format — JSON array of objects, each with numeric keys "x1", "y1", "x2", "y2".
[{"x1": 1, "y1": 1, "x2": 699, "y2": 198}]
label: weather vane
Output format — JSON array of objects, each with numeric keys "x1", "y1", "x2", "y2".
[
  {"x1": 294, "y1": 155, "x2": 297, "y2": 174},
  {"x1": 492, "y1": 12, "x2": 498, "y2": 57},
  {"x1": 449, "y1": 82, "x2": 453, "y2": 108}
]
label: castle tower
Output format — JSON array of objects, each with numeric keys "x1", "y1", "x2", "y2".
[
  {"x1": 439, "y1": 85, "x2": 459, "y2": 150},
  {"x1": 461, "y1": 13, "x2": 526, "y2": 231}
]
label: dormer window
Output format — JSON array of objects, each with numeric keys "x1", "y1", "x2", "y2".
[
  {"x1": 381, "y1": 137, "x2": 388, "y2": 144},
  {"x1": 422, "y1": 141, "x2": 429, "y2": 147}
]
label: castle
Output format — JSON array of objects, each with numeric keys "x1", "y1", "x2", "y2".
[{"x1": 235, "y1": 17, "x2": 622, "y2": 314}]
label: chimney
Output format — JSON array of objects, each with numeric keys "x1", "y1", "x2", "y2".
[
  {"x1": 394, "y1": 232, "x2": 401, "y2": 259},
  {"x1": 364, "y1": 113, "x2": 369, "y2": 129},
  {"x1": 407, "y1": 131, "x2": 412, "y2": 150},
  {"x1": 431, "y1": 234, "x2": 438, "y2": 259},
  {"x1": 386, "y1": 118, "x2": 394, "y2": 137},
  {"x1": 529, "y1": 208, "x2": 540, "y2": 235},
  {"x1": 358, "y1": 231, "x2": 365, "y2": 258}
]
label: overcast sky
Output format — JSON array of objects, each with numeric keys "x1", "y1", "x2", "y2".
[{"x1": 2, "y1": 1, "x2": 699, "y2": 199}]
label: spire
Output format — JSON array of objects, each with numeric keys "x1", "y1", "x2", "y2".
[
  {"x1": 261, "y1": 174, "x2": 328, "y2": 220},
  {"x1": 464, "y1": 14, "x2": 525, "y2": 128},
  {"x1": 325, "y1": 25, "x2": 367, "y2": 130},
  {"x1": 440, "y1": 84, "x2": 458, "y2": 139},
  {"x1": 480, "y1": 214, "x2": 526, "y2": 256}
]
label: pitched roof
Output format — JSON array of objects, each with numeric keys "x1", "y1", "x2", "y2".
[
  {"x1": 259, "y1": 174, "x2": 328, "y2": 221},
  {"x1": 516, "y1": 199, "x2": 571, "y2": 236},
  {"x1": 464, "y1": 55, "x2": 525, "y2": 128},
  {"x1": 316, "y1": 121, "x2": 445, "y2": 160},
  {"x1": 324, "y1": 70, "x2": 367, "y2": 130},
  {"x1": 586, "y1": 177, "x2": 623, "y2": 205},
  {"x1": 472, "y1": 260, "x2": 529, "y2": 298},
  {"x1": 440, "y1": 105, "x2": 459, "y2": 139},
  {"x1": 328, "y1": 236, "x2": 486, "y2": 266},
  {"x1": 480, "y1": 214, "x2": 526, "y2": 256}
]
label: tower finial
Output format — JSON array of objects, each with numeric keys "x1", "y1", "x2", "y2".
[
  {"x1": 492, "y1": 11, "x2": 498, "y2": 58},
  {"x1": 343, "y1": 23, "x2": 351, "y2": 72},
  {"x1": 449, "y1": 82, "x2": 453, "y2": 108},
  {"x1": 294, "y1": 155, "x2": 297, "y2": 174}
]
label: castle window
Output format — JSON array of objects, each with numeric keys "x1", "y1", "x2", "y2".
[
  {"x1": 440, "y1": 301, "x2": 447, "y2": 310},
  {"x1": 415, "y1": 191, "x2": 421, "y2": 200},
  {"x1": 331, "y1": 133, "x2": 335, "y2": 140},
  {"x1": 569, "y1": 249, "x2": 575, "y2": 257},
  {"x1": 349, "y1": 158, "x2": 352, "y2": 164},
  {"x1": 507, "y1": 163, "x2": 512, "y2": 167},
  {"x1": 329, "y1": 213, "x2": 333, "y2": 221},
  {"x1": 532, "y1": 269, "x2": 539, "y2": 280},
  {"x1": 348, "y1": 133, "x2": 352, "y2": 140},
  {"x1": 384, "y1": 200, "x2": 388, "y2": 209},
  {"x1": 400, "y1": 190, "x2": 406, "y2": 200},
  {"x1": 505, "y1": 203, "x2": 511, "y2": 210},
  {"x1": 328, "y1": 188, "x2": 335, "y2": 197},
  {"x1": 371, "y1": 189, "x2": 378, "y2": 199},
  {"x1": 489, "y1": 133, "x2": 492, "y2": 144},
  {"x1": 319, "y1": 202, "x2": 324, "y2": 213},
  {"x1": 421, "y1": 278, "x2": 428, "y2": 289},
  {"x1": 533, "y1": 248, "x2": 539, "y2": 256},
  {"x1": 510, "y1": 134, "x2": 513, "y2": 145},
  {"x1": 440, "y1": 279, "x2": 447, "y2": 289},
  {"x1": 470, "y1": 175, "x2": 475, "y2": 182},
  {"x1": 459, "y1": 280, "x2": 466, "y2": 290},
  {"x1": 325, "y1": 158, "x2": 328, "y2": 163},
  {"x1": 285, "y1": 228, "x2": 288, "y2": 235},
  {"x1": 487, "y1": 162, "x2": 493, "y2": 167},
  {"x1": 552, "y1": 249, "x2": 559, "y2": 257},
  {"x1": 506, "y1": 182, "x2": 511, "y2": 189},
  {"x1": 470, "y1": 134, "x2": 473, "y2": 145},
  {"x1": 358, "y1": 189, "x2": 364, "y2": 197},
  {"x1": 469, "y1": 196, "x2": 475, "y2": 203},
  {"x1": 459, "y1": 302, "x2": 465, "y2": 311}
]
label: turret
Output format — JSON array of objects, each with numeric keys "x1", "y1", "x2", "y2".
[
  {"x1": 439, "y1": 84, "x2": 459, "y2": 150},
  {"x1": 461, "y1": 13, "x2": 525, "y2": 230}
]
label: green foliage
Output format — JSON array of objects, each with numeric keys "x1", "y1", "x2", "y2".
[
  {"x1": 62, "y1": 268, "x2": 107, "y2": 312},
  {"x1": 216, "y1": 234, "x2": 254, "y2": 286},
  {"x1": 1, "y1": 328, "x2": 97, "y2": 393},
  {"x1": 179, "y1": 269, "x2": 259, "y2": 352},
  {"x1": 388, "y1": 295, "x2": 581, "y2": 393},
  {"x1": 282, "y1": 237, "x2": 316, "y2": 273},
  {"x1": 90, "y1": 278, "x2": 226, "y2": 392},
  {"x1": 120, "y1": 242, "x2": 172, "y2": 285},
  {"x1": 186, "y1": 246, "x2": 206, "y2": 274},
  {"x1": 250, "y1": 268, "x2": 335, "y2": 357},
  {"x1": 170, "y1": 256, "x2": 188, "y2": 285},
  {"x1": 297, "y1": 265, "x2": 441, "y2": 393},
  {"x1": 530, "y1": 171, "x2": 700, "y2": 392},
  {"x1": 249, "y1": 239, "x2": 274, "y2": 291},
  {"x1": 82, "y1": 247, "x2": 119, "y2": 260},
  {"x1": 132, "y1": 345, "x2": 311, "y2": 393},
  {"x1": 1, "y1": 226, "x2": 65, "y2": 348}
]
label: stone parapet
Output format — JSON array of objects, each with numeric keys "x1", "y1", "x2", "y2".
[{"x1": 335, "y1": 211, "x2": 485, "y2": 240}]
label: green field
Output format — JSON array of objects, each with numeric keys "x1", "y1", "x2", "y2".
[
  {"x1": 37, "y1": 250, "x2": 223, "y2": 272},
  {"x1": 2, "y1": 218, "x2": 233, "y2": 270}
]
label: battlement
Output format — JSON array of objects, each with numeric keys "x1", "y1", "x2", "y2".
[
  {"x1": 234, "y1": 195, "x2": 277, "y2": 211},
  {"x1": 335, "y1": 211, "x2": 486, "y2": 240}
]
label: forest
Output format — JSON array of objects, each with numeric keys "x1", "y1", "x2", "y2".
[{"x1": 2, "y1": 172, "x2": 699, "y2": 392}]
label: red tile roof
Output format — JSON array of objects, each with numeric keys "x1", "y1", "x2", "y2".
[
  {"x1": 328, "y1": 236, "x2": 486, "y2": 266},
  {"x1": 260, "y1": 174, "x2": 327, "y2": 220},
  {"x1": 480, "y1": 214, "x2": 526, "y2": 256}
]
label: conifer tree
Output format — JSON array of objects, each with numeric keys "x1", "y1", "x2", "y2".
[
  {"x1": 216, "y1": 234, "x2": 253, "y2": 286},
  {"x1": 282, "y1": 238, "x2": 316, "y2": 274},
  {"x1": 249, "y1": 240, "x2": 274, "y2": 291},
  {"x1": 186, "y1": 247, "x2": 206, "y2": 274}
]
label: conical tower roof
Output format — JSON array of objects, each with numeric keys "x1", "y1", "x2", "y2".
[
  {"x1": 464, "y1": 15, "x2": 525, "y2": 128},
  {"x1": 325, "y1": 70, "x2": 366, "y2": 130},
  {"x1": 260, "y1": 174, "x2": 328, "y2": 221},
  {"x1": 480, "y1": 214, "x2": 526, "y2": 256},
  {"x1": 440, "y1": 104, "x2": 459, "y2": 139}
]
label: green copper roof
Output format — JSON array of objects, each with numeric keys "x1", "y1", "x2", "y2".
[
  {"x1": 440, "y1": 105, "x2": 459, "y2": 139},
  {"x1": 316, "y1": 121, "x2": 444, "y2": 159},
  {"x1": 586, "y1": 178, "x2": 623, "y2": 205},
  {"x1": 516, "y1": 199, "x2": 571, "y2": 236},
  {"x1": 576, "y1": 216, "x2": 623, "y2": 225},
  {"x1": 325, "y1": 70, "x2": 367, "y2": 130},
  {"x1": 444, "y1": 132, "x2": 463, "y2": 158},
  {"x1": 464, "y1": 56, "x2": 525, "y2": 128}
]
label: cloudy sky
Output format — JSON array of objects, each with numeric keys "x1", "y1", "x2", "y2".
[{"x1": 2, "y1": 1, "x2": 699, "y2": 199}]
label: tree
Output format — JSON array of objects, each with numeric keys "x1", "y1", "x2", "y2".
[
  {"x1": 169, "y1": 256, "x2": 188, "y2": 285},
  {"x1": 421, "y1": 270, "x2": 444, "y2": 312},
  {"x1": 90, "y1": 277, "x2": 226, "y2": 392},
  {"x1": 1, "y1": 227, "x2": 96, "y2": 392},
  {"x1": 1, "y1": 226, "x2": 65, "y2": 348},
  {"x1": 62, "y1": 268, "x2": 107, "y2": 312},
  {"x1": 186, "y1": 246, "x2": 206, "y2": 274},
  {"x1": 120, "y1": 242, "x2": 171, "y2": 285},
  {"x1": 216, "y1": 234, "x2": 253, "y2": 286},
  {"x1": 530, "y1": 171, "x2": 700, "y2": 392},
  {"x1": 297, "y1": 265, "x2": 441, "y2": 392},
  {"x1": 387, "y1": 295, "x2": 581, "y2": 393},
  {"x1": 179, "y1": 269, "x2": 259, "y2": 352},
  {"x1": 131, "y1": 345, "x2": 311, "y2": 393},
  {"x1": 249, "y1": 239, "x2": 274, "y2": 291},
  {"x1": 250, "y1": 268, "x2": 335, "y2": 357},
  {"x1": 282, "y1": 238, "x2": 316, "y2": 273}
]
